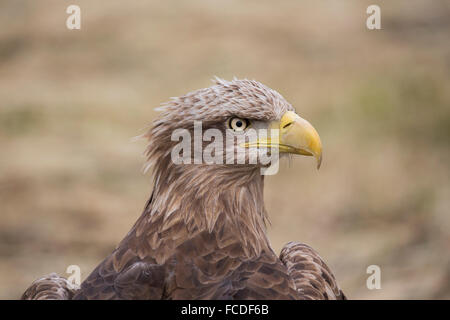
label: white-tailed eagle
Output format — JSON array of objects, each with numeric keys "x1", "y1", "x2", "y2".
[{"x1": 22, "y1": 78, "x2": 346, "y2": 300}]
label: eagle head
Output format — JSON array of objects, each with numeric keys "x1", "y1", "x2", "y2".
[{"x1": 144, "y1": 77, "x2": 322, "y2": 179}]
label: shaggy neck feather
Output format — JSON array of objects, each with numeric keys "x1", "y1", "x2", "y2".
[{"x1": 146, "y1": 157, "x2": 271, "y2": 256}]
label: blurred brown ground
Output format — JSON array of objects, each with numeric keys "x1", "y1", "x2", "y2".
[{"x1": 0, "y1": 0, "x2": 449, "y2": 299}]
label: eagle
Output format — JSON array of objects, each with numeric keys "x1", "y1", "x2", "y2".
[{"x1": 22, "y1": 78, "x2": 346, "y2": 300}]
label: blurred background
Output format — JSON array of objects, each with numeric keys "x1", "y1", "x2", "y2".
[{"x1": 0, "y1": 0, "x2": 449, "y2": 299}]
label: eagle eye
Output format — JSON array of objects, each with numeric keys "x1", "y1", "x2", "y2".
[{"x1": 228, "y1": 117, "x2": 250, "y2": 132}]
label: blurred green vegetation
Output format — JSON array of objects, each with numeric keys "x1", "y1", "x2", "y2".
[
  {"x1": 0, "y1": 105, "x2": 44, "y2": 136},
  {"x1": 354, "y1": 73, "x2": 450, "y2": 144}
]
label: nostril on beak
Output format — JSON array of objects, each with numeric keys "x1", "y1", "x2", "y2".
[{"x1": 282, "y1": 122, "x2": 293, "y2": 129}]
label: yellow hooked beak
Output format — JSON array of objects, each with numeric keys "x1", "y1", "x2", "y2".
[{"x1": 243, "y1": 111, "x2": 323, "y2": 169}]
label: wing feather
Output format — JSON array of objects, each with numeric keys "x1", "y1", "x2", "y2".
[
  {"x1": 21, "y1": 273, "x2": 78, "y2": 300},
  {"x1": 280, "y1": 242, "x2": 346, "y2": 300}
]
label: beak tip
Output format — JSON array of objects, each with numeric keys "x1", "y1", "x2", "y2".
[{"x1": 316, "y1": 153, "x2": 322, "y2": 170}]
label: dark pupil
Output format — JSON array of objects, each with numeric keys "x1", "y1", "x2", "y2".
[{"x1": 236, "y1": 120, "x2": 243, "y2": 127}]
